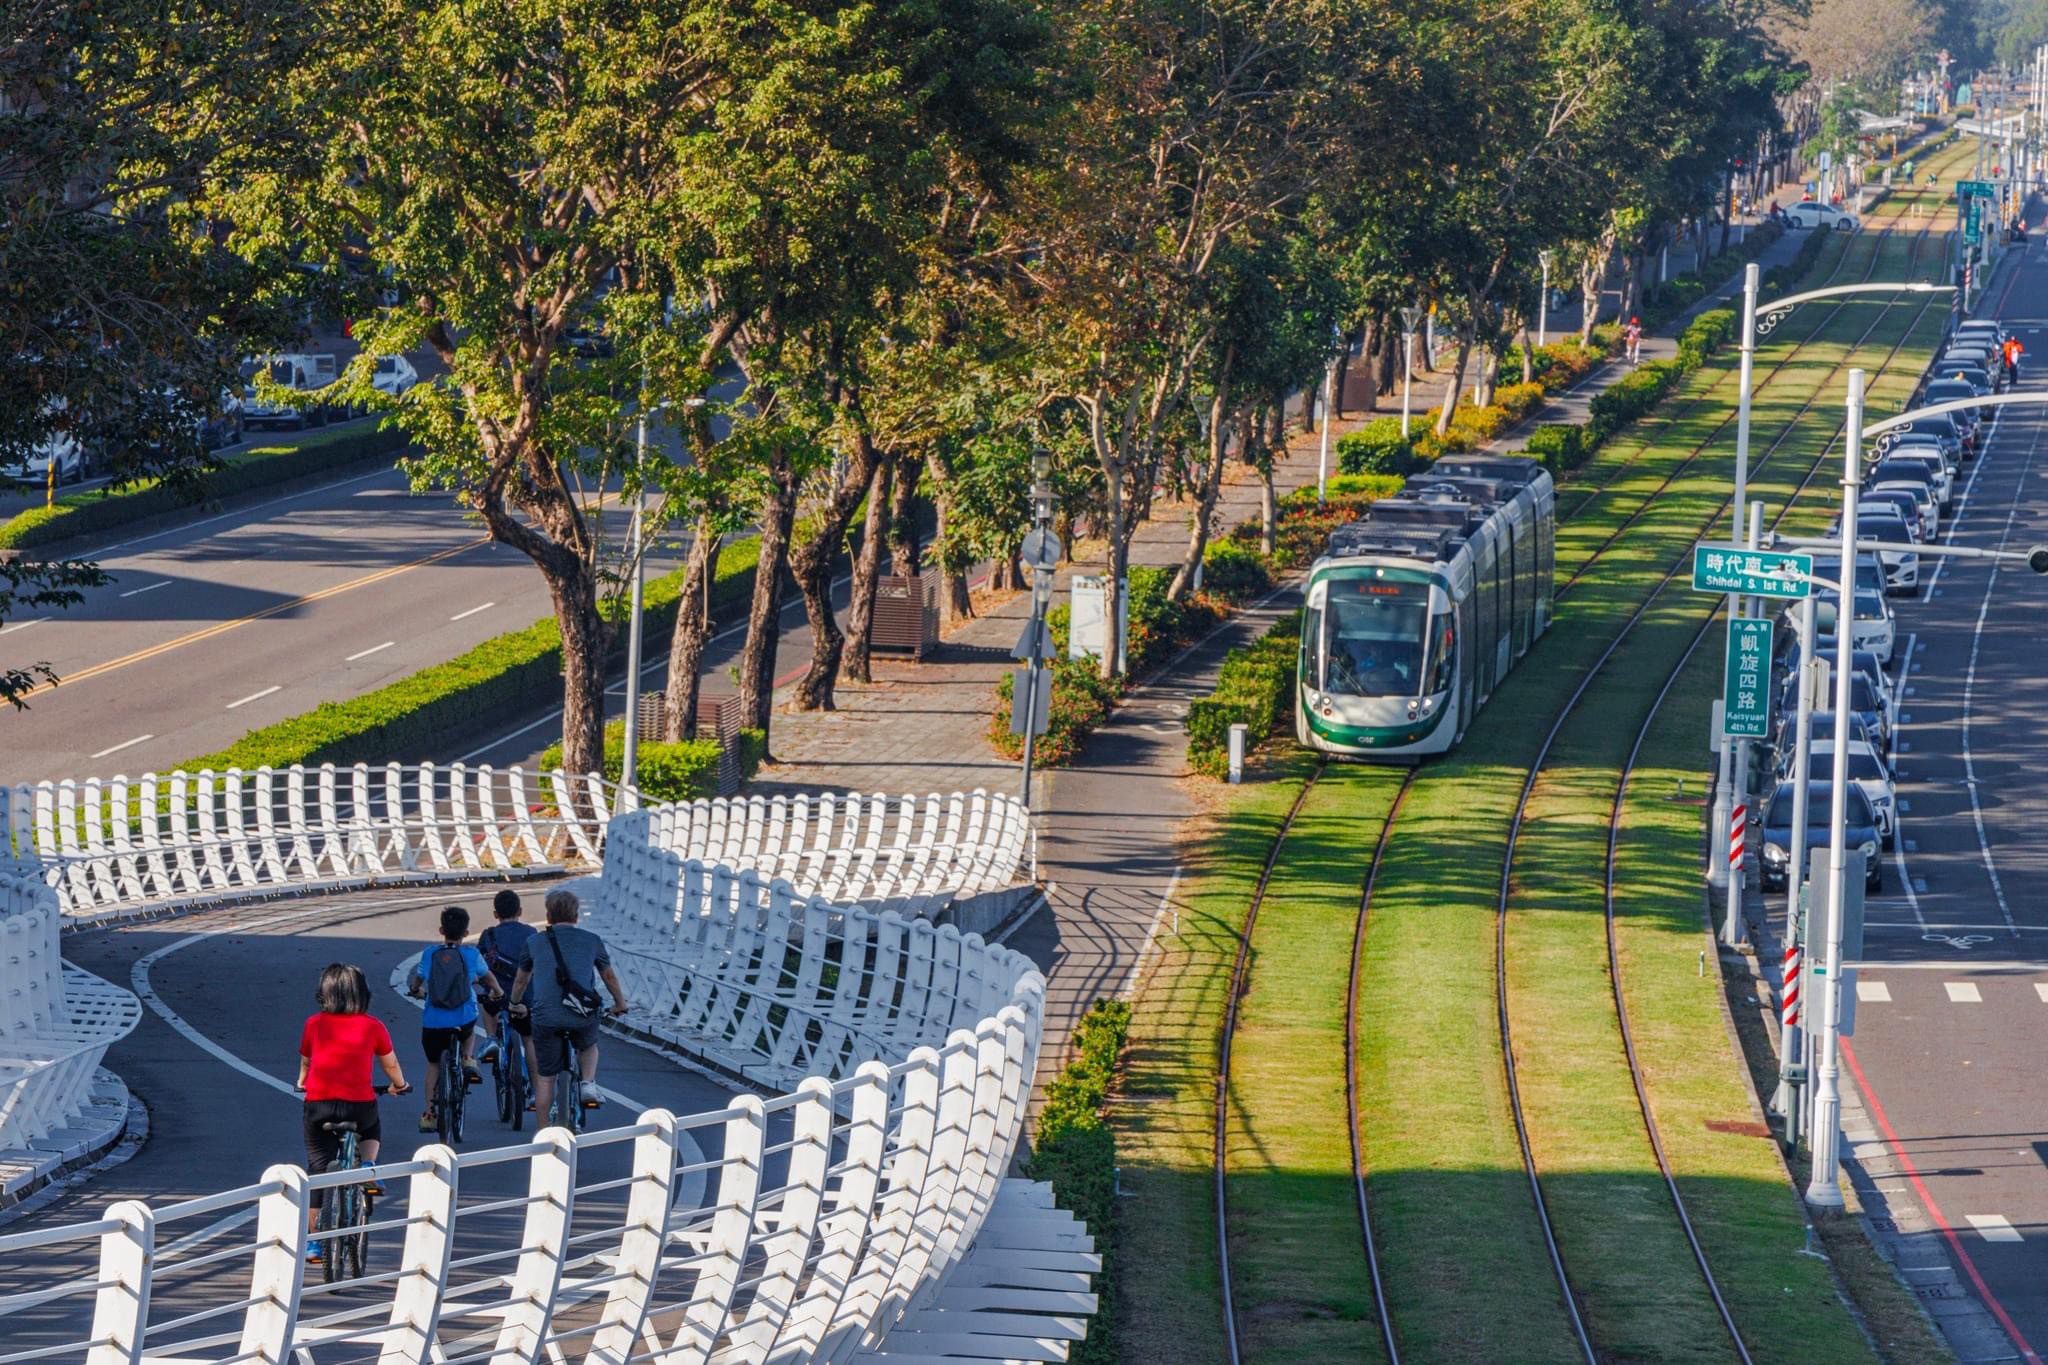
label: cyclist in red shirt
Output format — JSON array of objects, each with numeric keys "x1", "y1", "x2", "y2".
[{"x1": 296, "y1": 964, "x2": 410, "y2": 1262}]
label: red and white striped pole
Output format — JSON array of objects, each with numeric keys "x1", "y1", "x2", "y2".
[
  {"x1": 1774, "y1": 935, "x2": 1805, "y2": 1126},
  {"x1": 1728, "y1": 801, "x2": 1746, "y2": 877}
]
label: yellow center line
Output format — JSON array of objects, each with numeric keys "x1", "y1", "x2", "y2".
[{"x1": 24, "y1": 535, "x2": 494, "y2": 699}]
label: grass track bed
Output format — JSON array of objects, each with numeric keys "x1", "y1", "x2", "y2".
[{"x1": 1222, "y1": 764, "x2": 1407, "y2": 1364}]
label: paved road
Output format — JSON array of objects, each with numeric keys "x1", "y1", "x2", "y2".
[{"x1": 1755, "y1": 209, "x2": 2048, "y2": 1359}]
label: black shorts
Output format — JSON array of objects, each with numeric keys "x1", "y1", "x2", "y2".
[
  {"x1": 303, "y1": 1099, "x2": 381, "y2": 1204},
  {"x1": 421, "y1": 1023, "x2": 474, "y2": 1063},
  {"x1": 532, "y1": 1017, "x2": 601, "y2": 1077}
]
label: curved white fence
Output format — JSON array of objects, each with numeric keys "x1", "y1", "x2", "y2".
[
  {"x1": 0, "y1": 791, "x2": 1086, "y2": 1362},
  {"x1": 2, "y1": 767, "x2": 1032, "y2": 924},
  {"x1": 0, "y1": 856, "x2": 139, "y2": 1162}
]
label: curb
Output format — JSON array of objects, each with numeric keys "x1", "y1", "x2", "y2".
[{"x1": 0, "y1": 1069, "x2": 145, "y2": 1222}]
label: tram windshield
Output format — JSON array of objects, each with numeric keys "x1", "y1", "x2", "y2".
[{"x1": 1319, "y1": 576, "x2": 1449, "y2": 698}]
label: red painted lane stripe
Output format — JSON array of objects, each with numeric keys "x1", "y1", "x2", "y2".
[{"x1": 1840, "y1": 1036, "x2": 2044, "y2": 1364}]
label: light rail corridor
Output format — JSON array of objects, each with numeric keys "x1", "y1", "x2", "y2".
[{"x1": 1332, "y1": 184, "x2": 1964, "y2": 1361}]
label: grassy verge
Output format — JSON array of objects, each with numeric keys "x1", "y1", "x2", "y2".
[
  {"x1": 1110, "y1": 749, "x2": 1317, "y2": 1363},
  {"x1": 1223, "y1": 764, "x2": 1406, "y2": 1364}
]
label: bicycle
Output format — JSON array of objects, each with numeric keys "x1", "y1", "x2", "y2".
[
  {"x1": 546, "y1": 1026, "x2": 586, "y2": 1133},
  {"x1": 494, "y1": 1022, "x2": 529, "y2": 1132},
  {"x1": 315, "y1": 1109, "x2": 380, "y2": 1283},
  {"x1": 435, "y1": 1043, "x2": 467, "y2": 1145}
]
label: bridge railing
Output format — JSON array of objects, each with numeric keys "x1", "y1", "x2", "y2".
[
  {"x1": 0, "y1": 785, "x2": 1049, "y2": 1361},
  {"x1": 3, "y1": 766, "x2": 1033, "y2": 924},
  {"x1": 0, "y1": 857, "x2": 140, "y2": 1157}
]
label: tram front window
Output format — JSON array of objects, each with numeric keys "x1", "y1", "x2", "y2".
[{"x1": 1323, "y1": 579, "x2": 1433, "y2": 698}]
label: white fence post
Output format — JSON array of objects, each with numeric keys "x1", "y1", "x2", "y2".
[
  {"x1": 378, "y1": 1144, "x2": 459, "y2": 1363},
  {"x1": 85, "y1": 1200, "x2": 153, "y2": 1365},
  {"x1": 491, "y1": 1126, "x2": 578, "y2": 1362},
  {"x1": 236, "y1": 1165, "x2": 311, "y2": 1364},
  {"x1": 587, "y1": 1109, "x2": 681, "y2": 1363}
]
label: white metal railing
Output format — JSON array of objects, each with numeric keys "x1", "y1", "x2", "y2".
[
  {"x1": 0, "y1": 788, "x2": 1066, "y2": 1362},
  {"x1": 3, "y1": 768, "x2": 1034, "y2": 923},
  {"x1": 0, "y1": 856, "x2": 139, "y2": 1157},
  {"x1": 0, "y1": 763, "x2": 618, "y2": 922}
]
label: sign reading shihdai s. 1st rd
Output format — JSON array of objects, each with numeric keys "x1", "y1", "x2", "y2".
[
  {"x1": 1723, "y1": 616, "x2": 1774, "y2": 739},
  {"x1": 1691, "y1": 546, "x2": 1812, "y2": 599}
]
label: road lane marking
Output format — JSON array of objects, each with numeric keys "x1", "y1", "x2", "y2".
[
  {"x1": 1840, "y1": 1037, "x2": 2044, "y2": 1364},
  {"x1": 450, "y1": 602, "x2": 495, "y2": 621},
  {"x1": 0, "y1": 617, "x2": 46, "y2": 634},
  {"x1": 225, "y1": 685, "x2": 281, "y2": 710},
  {"x1": 117, "y1": 580, "x2": 172, "y2": 599},
  {"x1": 90, "y1": 734, "x2": 153, "y2": 760},
  {"x1": 1967, "y1": 1214, "x2": 2024, "y2": 1243},
  {"x1": 1945, "y1": 981, "x2": 1983, "y2": 1002},
  {"x1": 2036, "y1": 983, "x2": 2048, "y2": 1003},
  {"x1": 345, "y1": 640, "x2": 396, "y2": 662},
  {"x1": 15, "y1": 535, "x2": 490, "y2": 700},
  {"x1": 1857, "y1": 980, "x2": 1892, "y2": 1002}
]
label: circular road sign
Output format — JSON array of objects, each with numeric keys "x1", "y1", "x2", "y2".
[{"x1": 1020, "y1": 527, "x2": 1063, "y2": 572}]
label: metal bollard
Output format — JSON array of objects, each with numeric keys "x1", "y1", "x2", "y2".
[{"x1": 1227, "y1": 724, "x2": 1247, "y2": 784}]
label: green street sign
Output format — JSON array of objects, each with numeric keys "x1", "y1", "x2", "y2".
[
  {"x1": 1692, "y1": 546, "x2": 1812, "y2": 598},
  {"x1": 1723, "y1": 616, "x2": 1774, "y2": 739}
]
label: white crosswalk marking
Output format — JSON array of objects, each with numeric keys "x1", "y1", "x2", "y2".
[
  {"x1": 1858, "y1": 980, "x2": 1892, "y2": 1002},
  {"x1": 2035, "y1": 983, "x2": 2048, "y2": 1003},
  {"x1": 1967, "y1": 1214, "x2": 2023, "y2": 1244},
  {"x1": 1946, "y1": 981, "x2": 1983, "y2": 1003}
]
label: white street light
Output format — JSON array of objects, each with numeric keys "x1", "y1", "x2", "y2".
[
  {"x1": 1538, "y1": 250, "x2": 1555, "y2": 349},
  {"x1": 1316, "y1": 324, "x2": 1342, "y2": 506},
  {"x1": 1398, "y1": 305, "x2": 1424, "y2": 440}
]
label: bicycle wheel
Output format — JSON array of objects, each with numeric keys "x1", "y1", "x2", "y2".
[
  {"x1": 437, "y1": 1049, "x2": 460, "y2": 1145},
  {"x1": 495, "y1": 1045, "x2": 512, "y2": 1123},
  {"x1": 508, "y1": 1046, "x2": 526, "y2": 1133},
  {"x1": 555, "y1": 1064, "x2": 579, "y2": 1131},
  {"x1": 316, "y1": 1195, "x2": 340, "y2": 1285},
  {"x1": 344, "y1": 1184, "x2": 370, "y2": 1281}
]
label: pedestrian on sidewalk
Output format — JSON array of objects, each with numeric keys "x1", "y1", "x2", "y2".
[{"x1": 1624, "y1": 316, "x2": 1644, "y2": 367}]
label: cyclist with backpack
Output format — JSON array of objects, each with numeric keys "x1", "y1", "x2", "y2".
[
  {"x1": 477, "y1": 889, "x2": 537, "y2": 1079},
  {"x1": 407, "y1": 905, "x2": 504, "y2": 1133},
  {"x1": 508, "y1": 889, "x2": 630, "y2": 1123}
]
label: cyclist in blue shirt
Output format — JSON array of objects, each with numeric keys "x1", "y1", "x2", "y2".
[{"x1": 407, "y1": 905, "x2": 503, "y2": 1133}]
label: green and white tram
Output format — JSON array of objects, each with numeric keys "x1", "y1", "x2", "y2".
[{"x1": 1296, "y1": 454, "x2": 1555, "y2": 758}]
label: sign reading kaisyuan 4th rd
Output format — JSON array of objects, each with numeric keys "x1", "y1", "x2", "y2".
[
  {"x1": 1691, "y1": 546, "x2": 1811, "y2": 599},
  {"x1": 1723, "y1": 616, "x2": 1774, "y2": 739}
]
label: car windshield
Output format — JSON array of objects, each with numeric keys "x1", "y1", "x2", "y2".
[
  {"x1": 1814, "y1": 558, "x2": 1885, "y2": 593},
  {"x1": 1802, "y1": 750, "x2": 1889, "y2": 783},
  {"x1": 1316, "y1": 574, "x2": 1445, "y2": 699},
  {"x1": 1767, "y1": 782, "x2": 1876, "y2": 828},
  {"x1": 375, "y1": 357, "x2": 397, "y2": 374},
  {"x1": 1870, "y1": 461, "x2": 1934, "y2": 484},
  {"x1": 1859, "y1": 519, "x2": 1912, "y2": 545},
  {"x1": 1924, "y1": 385, "x2": 1974, "y2": 404}
]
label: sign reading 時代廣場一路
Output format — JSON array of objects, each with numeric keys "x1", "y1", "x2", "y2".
[
  {"x1": 1722, "y1": 616, "x2": 1774, "y2": 739},
  {"x1": 1691, "y1": 546, "x2": 1812, "y2": 599}
]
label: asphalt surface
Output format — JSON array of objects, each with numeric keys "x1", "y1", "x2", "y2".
[
  {"x1": 0, "y1": 884, "x2": 757, "y2": 1357},
  {"x1": 1759, "y1": 210, "x2": 2048, "y2": 1358}
]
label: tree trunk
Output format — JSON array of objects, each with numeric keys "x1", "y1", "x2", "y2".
[
  {"x1": 1580, "y1": 262, "x2": 1601, "y2": 344},
  {"x1": 790, "y1": 431, "x2": 879, "y2": 712},
  {"x1": 661, "y1": 513, "x2": 720, "y2": 742},
  {"x1": 1259, "y1": 456, "x2": 1277, "y2": 556},
  {"x1": 1521, "y1": 323, "x2": 1535, "y2": 385},
  {"x1": 888, "y1": 457, "x2": 922, "y2": 578},
  {"x1": 840, "y1": 455, "x2": 892, "y2": 685},
  {"x1": 1375, "y1": 326, "x2": 1397, "y2": 397},
  {"x1": 1435, "y1": 334, "x2": 1473, "y2": 435},
  {"x1": 1168, "y1": 356, "x2": 1233, "y2": 603},
  {"x1": 1475, "y1": 348, "x2": 1497, "y2": 408},
  {"x1": 935, "y1": 494, "x2": 972, "y2": 625},
  {"x1": 550, "y1": 564, "x2": 608, "y2": 780},
  {"x1": 737, "y1": 443, "x2": 798, "y2": 741}
]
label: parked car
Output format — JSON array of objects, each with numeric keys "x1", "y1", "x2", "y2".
[
  {"x1": 1886, "y1": 432, "x2": 1959, "y2": 481},
  {"x1": 1865, "y1": 455, "x2": 1946, "y2": 509},
  {"x1": 1816, "y1": 589, "x2": 1897, "y2": 667},
  {"x1": 241, "y1": 353, "x2": 343, "y2": 430},
  {"x1": 1781, "y1": 741, "x2": 1899, "y2": 849},
  {"x1": 1955, "y1": 319, "x2": 2007, "y2": 349},
  {"x1": 1827, "y1": 513, "x2": 1919, "y2": 594},
  {"x1": 1759, "y1": 780, "x2": 1884, "y2": 892},
  {"x1": 1786, "y1": 201, "x2": 1862, "y2": 231},
  {"x1": 1932, "y1": 362, "x2": 2000, "y2": 396},
  {"x1": 371, "y1": 355, "x2": 420, "y2": 398},
  {"x1": 1858, "y1": 492, "x2": 1931, "y2": 543},
  {"x1": 0, "y1": 430, "x2": 92, "y2": 486},
  {"x1": 1771, "y1": 708, "x2": 1882, "y2": 763},
  {"x1": 1880, "y1": 449, "x2": 1954, "y2": 508},
  {"x1": 1919, "y1": 380, "x2": 1982, "y2": 433}
]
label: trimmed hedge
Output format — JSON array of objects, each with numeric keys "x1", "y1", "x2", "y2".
[
  {"x1": 1027, "y1": 997, "x2": 1132, "y2": 1365},
  {"x1": 0, "y1": 423, "x2": 411, "y2": 551},
  {"x1": 1335, "y1": 417, "x2": 1423, "y2": 476},
  {"x1": 1525, "y1": 423, "x2": 1587, "y2": 470},
  {"x1": 539, "y1": 718, "x2": 767, "y2": 802},
  {"x1": 175, "y1": 535, "x2": 765, "y2": 773},
  {"x1": 1199, "y1": 538, "x2": 1271, "y2": 602},
  {"x1": 1587, "y1": 359, "x2": 1685, "y2": 441},
  {"x1": 1185, "y1": 612, "x2": 1302, "y2": 778}
]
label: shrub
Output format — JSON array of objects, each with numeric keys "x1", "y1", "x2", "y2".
[
  {"x1": 174, "y1": 535, "x2": 765, "y2": 773},
  {"x1": 0, "y1": 423, "x2": 411, "y2": 551},
  {"x1": 1524, "y1": 423, "x2": 1587, "y2": 472},
  {"x1": 541, "y1": 721, "x2": 724, "y2": 802},
  {"x1": 989, "y1": 655, "x2": 1118, "y2": 766},
  {"x1": 1494, "y1": 382, "x2": 1547, "y2": 423},
  {"x1": 1335, "y1": 418, "x2": 1419, "y2": 475},
  {"x1": 1532, "y1": 341, "x2": 1604, "y2": 392},
  {"x1": 1200, "y1": 538, "x2": 1271, "y2": 603},
  {"x1": 1185, "y1": 612, "x2": 1302, "y2": 778},
  {"x1": 734, "y1": 728, "x2": 767, "y2": 779},
  {"x1": 1588, "y1": 359, "x2": 1682, "y2": 441},
  {"x1": 1028, "y1": 998, "x2": 1132, "y2": 1365}
]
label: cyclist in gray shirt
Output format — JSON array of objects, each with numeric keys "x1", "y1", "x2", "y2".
[{"x1": 510, "y1": 889, "x2": 630, "y2": 1120}]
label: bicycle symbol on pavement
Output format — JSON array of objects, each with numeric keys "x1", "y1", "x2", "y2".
[{"x1": 1922, "y1": 933, "x2": 1995, "y2": 950}]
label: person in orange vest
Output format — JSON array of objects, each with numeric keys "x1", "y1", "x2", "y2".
[{"x1": 2004, "y1": 335, "x2": 2024, "y2": 383}]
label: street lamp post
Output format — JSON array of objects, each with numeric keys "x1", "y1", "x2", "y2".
[
  {"x1": 1538, "y1": 250, "x2": 1555, "y2": 348},
  {"x1": 1805, "y1": 367, "x2": 1866, "y2": 1208},
  {"x1": 1316, "y1": 325, "x2": 1341, "y2": 506},
  {"x1": 1016, "y1": 450, "x2": 1058, "y2": 809},
  {"x1": 1399, "y1": 305, "x2": 1423, "y2": 439},
  {"x1": 1773, "y1": 585, "x2": 1823, "y2": 1126}
]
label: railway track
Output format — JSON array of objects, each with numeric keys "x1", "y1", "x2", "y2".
[{"x1": 1492, "y1": 219, "x2": 1954, "y2": 1360}]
